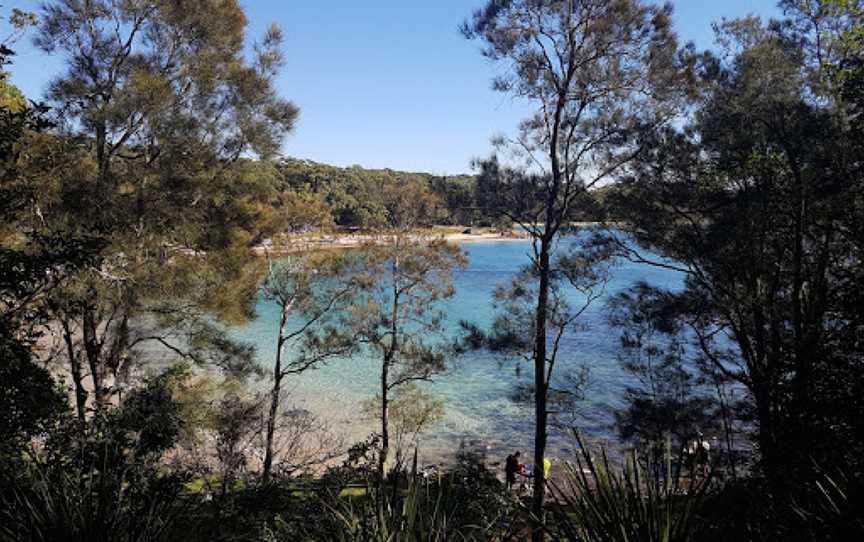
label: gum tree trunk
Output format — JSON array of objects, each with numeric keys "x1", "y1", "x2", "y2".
[
  {"x1": 531, "y1": 234, "x2": 552, "y2": 541},
  {"x1": 262, "y1": 304, "x2": 290, "y2": 483}
]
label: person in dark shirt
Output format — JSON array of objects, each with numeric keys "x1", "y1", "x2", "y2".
[{"x1": 505, "y1": 451, "x2": 521, "y2": 490}]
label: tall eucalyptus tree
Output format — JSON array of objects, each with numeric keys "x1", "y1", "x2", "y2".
[
  {"x1": 463, "y1": 1, "x2": 684, "y2": 533},
  {"x1": 343, "y1": 179, "x2": 466, "y2": 478},
  {"x1": 29, "y1": 0, "x2": 298, "y2": 415}
]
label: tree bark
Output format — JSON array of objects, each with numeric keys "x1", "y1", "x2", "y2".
[
  {"x1": 61, "y1": 316, "x2": 88, "y2": 422},
  {"x1": 81, "y1": 302, "x2": 106, "y2": 411},
  {"x1": 379, "y1": 253, "x2": 400, "y2": 480},
  {"x1": 379, "y1": 360, "x2": 390, "y2": 480},
  {"x1": 262, "y1": 307, "x2": 289, "y2": 484},
  {"x1": 530, "y1": 82, "x2": 566, "y2": 542},
  {"x1": 531, "y1": 234, "x2": 552, "y2": 541}
]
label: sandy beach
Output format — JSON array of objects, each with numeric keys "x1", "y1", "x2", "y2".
[{"x1": 252, "y1": 228, "x2": 527, "y2": 256}]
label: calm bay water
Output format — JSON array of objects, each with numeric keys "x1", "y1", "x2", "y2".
[{"x1": 233, "y1": 238, "x2": 684, "y2": 464}]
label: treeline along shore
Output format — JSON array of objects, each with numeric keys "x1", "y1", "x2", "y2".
[{"x1": 251, "y1": 226, "x2": 528, "y2": 256}]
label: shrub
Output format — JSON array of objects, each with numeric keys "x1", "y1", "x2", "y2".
[{"x1": 547, "y1": 432, "x2": 712, "y2": 542}]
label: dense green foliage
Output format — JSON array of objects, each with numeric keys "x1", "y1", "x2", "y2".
[
  {"x1": 275, "y1": 158, "x2": 482, "y2": 228},
  {"x1": 601, "y1": 2, "x2": 864, "y2": 539}
]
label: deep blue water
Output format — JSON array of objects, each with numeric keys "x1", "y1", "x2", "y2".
[{"x1": 233, "y1": 238, "x2": 684, "y2": 463}]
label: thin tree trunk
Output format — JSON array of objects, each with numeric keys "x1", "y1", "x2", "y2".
[
  {"x1": 82, "y1": 303, "x2": 105, "y2": 410},
  {"x1": 531, "y1": 234, "x2": 552, "y2": 542},
  {"x1": 531, "y1": 89, "x2": 564, "y2": 540},
  {"x1": 379, "y1": 358, "x2": 390, "y2": 480},
  {"x1": 753, "y1": 375, "x2": 783, "y2": 490},
  {"x1": 106, "y1": 312, "x2": 129, "y2": 385},
  {"x1": 61, "y1": 316, "x2": 88, "y2": 422},
  {"x1": 716, "y1": 382, "x2": 738, "y2": 479},
  {"x1": 262, "y1": 307, "x2": 289, "y2": 484},
  {"x1": 379, "y1": 254, "x2": 400, "y2": 480}
]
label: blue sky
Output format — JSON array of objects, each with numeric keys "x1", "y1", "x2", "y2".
[{"x1": 2, "y1": 1, "x2": 781, "y2": 174}]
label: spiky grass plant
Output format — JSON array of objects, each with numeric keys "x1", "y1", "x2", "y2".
[
  {"x1": 298, "y1": 457, "x2": 514, "y2": 542},
  {"x1": 0, "y1": 455, "x2": 188, "y2": 542},
  {"x1": 319, "y1": 478, "x2": 456, "y2": 542},
  {"x1": 791, "y1": 467, "x2": 864, "y2": 540},
  {"x1": 547, "y1": 432, "x2": 711, "y2": 542}
]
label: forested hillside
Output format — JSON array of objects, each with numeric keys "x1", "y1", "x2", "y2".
[{"x1": 275, "y1": 158, "x2": 479, "y2": 227}]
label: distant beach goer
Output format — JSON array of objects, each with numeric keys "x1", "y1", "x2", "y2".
[
  {"x1": 505, "y1": 451, "x2": 521, "y2": 490},
  {"x1": 540, "y1": 457, "x2": 553, "y2": 495},
  {"x1": 685, "y1": 431, "x2": 711, "y2": 477}
]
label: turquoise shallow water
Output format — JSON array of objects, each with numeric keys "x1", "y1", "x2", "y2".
[{"x1": 233, "y1": 237, "x2": 684, "y2": 464}]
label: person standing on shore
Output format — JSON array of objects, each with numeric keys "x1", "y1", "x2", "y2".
[{"x1": 505, "y1": 451, "x2": 521, "y2": 490}]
